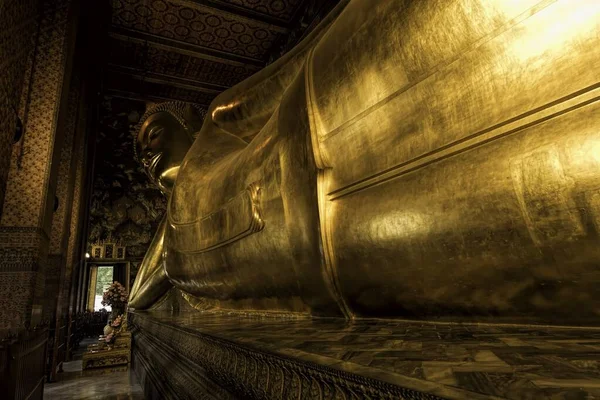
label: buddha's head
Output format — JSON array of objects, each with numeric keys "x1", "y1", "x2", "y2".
[{"x1": 135, "y1": 102, "x2": 204, "y2": 194}]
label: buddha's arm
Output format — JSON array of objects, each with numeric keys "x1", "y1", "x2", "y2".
[
  {"x1": 207, "y1": 0, "x2": 349, "y2": 141},
  {"x1": 128, "y1": 216, "x2": 172, "y2": 309}
]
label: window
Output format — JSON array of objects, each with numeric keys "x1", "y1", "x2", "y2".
[{"x1": 93, "y1": 266, "x2": 114, "y2": 311}]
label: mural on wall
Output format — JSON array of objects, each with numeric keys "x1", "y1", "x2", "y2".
[{"x1": 87, "y1": 97, "x2": 166, "y2": 259}]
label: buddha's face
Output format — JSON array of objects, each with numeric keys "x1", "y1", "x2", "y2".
[{"x1": 137, "y1": 111, "x2": 193, "y2": 194}]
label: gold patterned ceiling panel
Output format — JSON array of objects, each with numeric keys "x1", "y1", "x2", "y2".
[
  {"x1": 105, "y1": 0, "x2": 340, "y2": 104},
  {"x1": 112, "y1": 0, "x2": 285, "y2": 60}
]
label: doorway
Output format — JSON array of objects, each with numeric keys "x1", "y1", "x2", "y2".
[
  {"x1": 85, "y1": 262, "x2": 130, "y2": 312},
  {"x1": 93, "y1": 265, "x2": 114, "y2": 311}
]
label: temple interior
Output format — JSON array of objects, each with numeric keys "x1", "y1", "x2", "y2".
[{"x1": 1, "y1": 0, "x2": 599, "y2": 399}]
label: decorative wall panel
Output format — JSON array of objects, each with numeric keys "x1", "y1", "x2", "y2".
[
  {"x1": 0, "y1": 227, "x2": 49, "y2": 329},
  {"x1": 0, "y1": 0, "x2": 40, "y2": 212},
  {"x1": 0, "y1": 227, "x2": 47, "y2": 269},
  {"x1": 0, "y1": 0, "x2": 73, "y2": 328},
  {"x1": 1, "y1": 0, "x2": 71, "y2": 228},
  {"x1": 87, "y1": 98, "x2": 166, "y2": 259},
  {"x1": 0, "y1": 271, "x2": 36, "y2": 330}
]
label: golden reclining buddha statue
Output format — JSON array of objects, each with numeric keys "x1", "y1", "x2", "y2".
[{"x1": 129, "y1": 0, "x2": 600, "y2": 324}]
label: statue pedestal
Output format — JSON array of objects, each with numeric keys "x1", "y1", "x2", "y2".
[
  {"x1": 129, "y1": 311, "x2": 600, "y2": 400},
  {"x1": 130, "y1": 311, "x2": 454, "y2": 400},
  {"x1": 82, "y1": 332, "x2": 132, "y2": 372},
  {"x1": 82, "y1": 347, "x2": 130, "y2": 370}
]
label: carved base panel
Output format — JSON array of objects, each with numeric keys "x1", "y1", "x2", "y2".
[
  {"x1": 134, "y1": 310, "x2": 600, "y2": 399},
  {"x1": 82, "y1": 348, "x2": 130, "y2": 370},
  {"x1": 83, "y1": 333, "x2": 132, "y2": 370},
  {"x1": 82, "y1": 365, "x2": 128, "y2": 377},
  {"x1": 129, "y1": 312, "x2": 449, "y2": 400},
  {"x1": 131, "y1": 320, "x2": 235, "y2": 400}
]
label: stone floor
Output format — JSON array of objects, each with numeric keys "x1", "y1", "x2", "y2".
[
  {"x1": 144, "y1": 311, "x2": 600, "y2": 400},
  {"x1": 44, "y1": 338, "x2": 144, "y2": 400}
]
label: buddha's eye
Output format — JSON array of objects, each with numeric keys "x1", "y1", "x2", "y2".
[{"x1": 148, "y1": 126, "x2": 163, "y2": 141}]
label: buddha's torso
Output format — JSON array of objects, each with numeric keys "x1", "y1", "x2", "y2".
[{"x1": 164, "y1": 97, "x2": 345, "y2": 317}]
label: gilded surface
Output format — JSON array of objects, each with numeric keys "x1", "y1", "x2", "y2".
[
  {"x1": 130, "y1": 310, "x2": 600, "y2": 399},
  {"x1": 82, "y1": 348, "x2": 131, "y2": 369},
  {"x1": 130, "y1": 0, "x2": 600, "y2": 324},
  {"x1": 83, "y1": 333, "x2": 132, "y2": 370},
  {"x1": 130, "y1": 312, "x2": 448, "y2": 400}
]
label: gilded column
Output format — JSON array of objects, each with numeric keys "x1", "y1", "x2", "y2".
[
  {"x1": 0, "y1": 0, "x2": 40, "y2": 211},
  {"x1": 0, "y1": 0, "x2": 75, "y2": 329},
  {"x1": 44, "y1": 77, "x2": 81, "y2": 321}
]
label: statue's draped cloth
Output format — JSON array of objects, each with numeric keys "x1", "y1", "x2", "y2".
[{"x1": 131, "y1": 0, "x2": 600, "y2": 325}]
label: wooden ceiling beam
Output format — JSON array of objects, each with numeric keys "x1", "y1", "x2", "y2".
[
  {"x1": 109, "y1": 27, "x2": 265, "y2": 68},
  {"x1": 106, "y1": 70, "x2": 218, "y2": 105},
  {"x1": 107, "y1": 64, "x2": 229, "y2": 94},
  {"x1": 104, "y1": 89, "x2": 179, "y2": 104},
  {"x1": 105, "y1": 69, "x2": 216, "y2": 106},
  {"x1": 105, "y1": 85, "x2": 213, "y2": 106},
  {"x1": 177, "y1": 0, "x2": 290, "y2": 32}
]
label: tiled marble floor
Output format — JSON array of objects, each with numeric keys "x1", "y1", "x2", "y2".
[
  {"x1": 44, "y1": 338, "x2": 144, "y2": 400},
  {"x1": 144, "y1": 311, "x2": 600, "y2": 400}
]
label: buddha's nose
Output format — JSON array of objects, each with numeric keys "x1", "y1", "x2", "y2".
[{"x1": 141, "y1": 150, "x2": 153, "y2": 167}]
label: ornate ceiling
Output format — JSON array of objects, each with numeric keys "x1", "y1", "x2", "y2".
[{"x1": 104, "y1": 0, "x2": 341, "y2": 107}]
